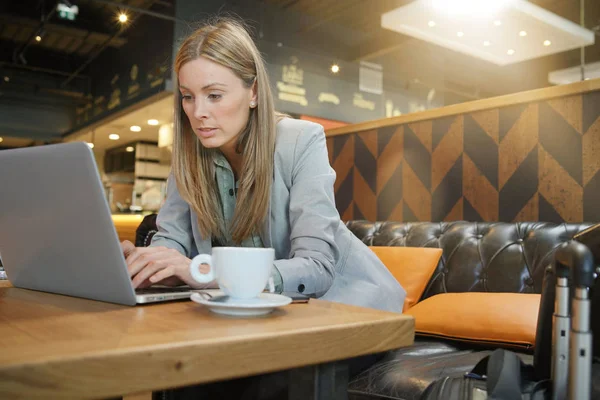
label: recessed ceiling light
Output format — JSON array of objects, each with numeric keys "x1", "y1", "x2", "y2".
[
  {"x1": 118, "y1": 13, "x2": 128, "y2": 23},
  {"x1": 519, "y1": 30, "x2": 527, "y2": 37},
  {"x1": 428, "y1": 20, "x2": 436, "y2": 27},
  {"x1": 457, "y1": 31, "x2": 464, "y2": 37},
  {"x1": 109, "y1": 134, "x2": 120, "y2": 140},
  {"x1": 544, "y1": 40, "x2": 552, "y2": 46},
  {"x1": 87, "y1": 142, "x2": 94, "y2": 148},
  {"x1": 0, "y1": 137, "x2": 3, "y2": 143},
  {"x1": 330, "y1": 64, "x2": 340, "y2": 73},
  {"x1": 35, "y1": 35, "x2": 42, "y2": 42},
  {"x1": 147, "y1": 119, "x2": 159, "y2": 126},
  {"x1": 483, "y1": 41, "x2": 491, "y2": 46},
  {"x1": 130, "y1": 125, "x2": 141, "y2": 132},
  {"x1": 507, "y1": 49, "x2": 515, "y2": 55},
  {"x1": 126, "y1": 146, "x2": 135, "y2": 152},
  {"x1": 382, "y1": 1, "x2": 595, "y2": 66}
]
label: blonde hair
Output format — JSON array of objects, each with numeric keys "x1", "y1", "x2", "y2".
[{"x1": 172, "y1": 17, "x2": 277, "y2": 244}]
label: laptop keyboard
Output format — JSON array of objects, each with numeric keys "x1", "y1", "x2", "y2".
[{"x1": 135, "y1": 287, "x2": 193, "y2": 294}]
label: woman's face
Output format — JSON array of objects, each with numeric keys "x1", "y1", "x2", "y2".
[{"x1": 178, "y1": 56, "x2": 256, "y2": 155}]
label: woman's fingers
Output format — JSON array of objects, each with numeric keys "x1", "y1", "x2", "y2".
[
  {"x1": 131, "y1": 260, "x2": 165, "y2": 288},
  {"x1": 126, "y1": 247, "x2": 170, "y2": 278},
  {"x1": 130, "y1": 252, "x2": 191, "y2": 288},
  {"x1": 120, "y1": 240, "x2": 136, "y2": 257},
  {"x1": 149, "y1": 265, "x2": 175, "y2": 284}
]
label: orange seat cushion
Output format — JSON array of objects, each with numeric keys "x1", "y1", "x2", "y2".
[
  {"x1": 369, "y1": 246, "x2": 442, "y2": 311},
  {"x1": 405, "y1": 292, "x2": 541, "y2": 350}
]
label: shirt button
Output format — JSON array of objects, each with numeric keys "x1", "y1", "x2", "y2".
[
  {"x1": 228, "y1": 188, "x2": 234, "y2": 196},
  {"x1": 298, "y1": 284, "x2": 305, "y2": 293}
]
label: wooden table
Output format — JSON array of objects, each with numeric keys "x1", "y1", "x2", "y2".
[{"x1": 0, "y1": 282, "x2": 414, "y2": 399}]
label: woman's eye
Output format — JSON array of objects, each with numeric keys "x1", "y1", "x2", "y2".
[
  {"x1": 181, "y1": 94, "x2": 193, "y2": 101},
  {"x1": 208, "y1": 93, "x2": 222, "y2": 100}
]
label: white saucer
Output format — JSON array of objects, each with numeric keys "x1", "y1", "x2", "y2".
[{"x1": 191, "y1": 292, "x2": 292, "y2": 317}]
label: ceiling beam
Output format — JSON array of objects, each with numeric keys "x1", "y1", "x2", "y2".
[{"x1": 346, "y1": 30, "x2": 410, "y2": 63}]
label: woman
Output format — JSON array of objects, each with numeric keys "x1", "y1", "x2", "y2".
[
  {"x1": 122, "y1": 17, "x2": 405, "y2": 314},
  {"x1": 121, "y1": 16, "x2": 406, "y2": 398}
]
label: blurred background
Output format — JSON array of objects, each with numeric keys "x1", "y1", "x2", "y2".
[{"x1": 0, "y1": 0, "x2": 598, "y2": 213}]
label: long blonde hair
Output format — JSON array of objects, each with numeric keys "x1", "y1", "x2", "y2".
[{"x1": 172, "y1": 17, "x2": 277, "y2": 244}]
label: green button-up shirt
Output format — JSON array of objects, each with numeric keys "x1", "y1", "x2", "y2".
[{"x1": 213, "y1": 152, "x2": 283, "y2": 292}]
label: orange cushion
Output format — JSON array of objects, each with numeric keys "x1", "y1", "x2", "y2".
[
  {"x1": 369, "y1": 246, "x2": 442, "y2": 311},
  {"x1": 405, "y1": 292, "x2": 541, "y2": 350}
]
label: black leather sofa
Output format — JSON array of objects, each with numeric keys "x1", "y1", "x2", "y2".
[
  {"x1": 136, "y1": 217, "x2": 597, "y2": 399},
  {"x1": 344, "y1": 220, "x2": 598, "y2": 400}
]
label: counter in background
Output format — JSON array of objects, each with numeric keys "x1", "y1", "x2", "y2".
[{"x1": 112, "y1": 214, "x2": 146, "y2": 243}]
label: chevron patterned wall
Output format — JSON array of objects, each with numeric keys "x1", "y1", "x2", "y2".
[{"x1": 326, "y1": 91, "x2": 600, "y2": 223}]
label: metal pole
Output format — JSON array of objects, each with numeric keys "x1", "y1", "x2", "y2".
[{"x1": 12, "y1": 7, "x2": 57, "y2": 64}]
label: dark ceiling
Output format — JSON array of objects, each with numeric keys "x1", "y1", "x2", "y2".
[{"x1": 0, "y1": 0, "x2": 174, "y2": 108}]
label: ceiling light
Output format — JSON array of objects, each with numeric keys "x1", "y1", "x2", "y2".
[
  {"x1": 87, "y1": 142, "x2": 94, "y2": 148},
  {"x1": 507, "y1": 49, "x2": 515, "y2": 55},
  {"x1": 331, "y1": 64, "x2": 340, "y2": 73},
  {"x1": 457, "y1": 31, "x2": 464, "y2": 37},
  {"x1": 158, "y1": 123, "x2": 174, "y2": 148},
  {"x1": 0, "y1": 137, "x2": 3, "y2": 143},
  {"x1": 126, "y1": 146, "x2": 134, "y2": 152},
  {"x1": 118, "y1": 13, "x2": 128, "y2": 23},
  {"x1": 147, "y1": 119, "x2": 159, "y2": 126},
  {"x1": 483, "y1": 41, "x2": 491, "y2": 46},
  {"x1": 109, "y1": 134, "x2": 120, "y2": 140},
  {"x1": 130, "y1": 125, "x2": 141, "y2": 132},
  {"x1": 428, "y1": 20, "x2": 436, "y2": 27},
  {"x1": 431, "y1": 0, "x2": 515, "y2": 17},
  {"x1": 381, "y1": 0, "x2": 595, "y2": 65},
  {"x1": 3, "y1": 76, "x2": 8, "y2": 82},
  {"x1": 544, "y1": 40, "x2": 552, "y2": 46},
  {"x1": 519, "y1": 30, "x2": 527, "y2": 37},
  {"x1": 35, "y1": 35, "x2": 42, "y2": 42},
  {"x1": 549, "y1": 61, "x2": 600, "y2": 85}
]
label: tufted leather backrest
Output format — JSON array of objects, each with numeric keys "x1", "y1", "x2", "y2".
[{"x1": 346, "y1": 220, "x2": 593, "y2": 299}]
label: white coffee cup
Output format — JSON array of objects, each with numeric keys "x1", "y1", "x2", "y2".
[{"x1": 189, "y1": 247, "x2": 275, "y2": 299}]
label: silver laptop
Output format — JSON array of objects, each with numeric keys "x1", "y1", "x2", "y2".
[{"x1": 0, "y1": 142, "x2": 198, "y2": 305}]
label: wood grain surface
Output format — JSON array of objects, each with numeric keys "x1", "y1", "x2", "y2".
[{"x1": 0, "y1": 285, "x2": 414, "y2": 399}]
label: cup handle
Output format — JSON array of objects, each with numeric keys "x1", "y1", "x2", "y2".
[{"x1": 190, "y1": 254, "x2": 214, "y2": 283}]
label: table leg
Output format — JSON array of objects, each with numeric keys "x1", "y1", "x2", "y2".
[{"x1": 288, "y1": 361, "x2": 349, "y2": 400}]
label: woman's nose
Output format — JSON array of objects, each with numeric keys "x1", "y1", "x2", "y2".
[{"x1": 193, "y1": 101, "x2": 208, "y2": 120}]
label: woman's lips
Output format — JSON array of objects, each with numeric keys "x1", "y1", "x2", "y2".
[{"x1": 196, "y1": 128, "x2": 217, "y2": 138}]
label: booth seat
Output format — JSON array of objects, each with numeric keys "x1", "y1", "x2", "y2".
[{"x1": 344, "y1": 220, "x2": 597, "y2": 400}]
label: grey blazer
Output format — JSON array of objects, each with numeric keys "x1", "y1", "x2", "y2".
[{"x1": 151, "y1": 118, "x2": 406, "y2": 313}]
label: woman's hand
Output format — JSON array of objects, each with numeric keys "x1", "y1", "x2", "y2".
[{"x1": 120, "y1": 240, "x2": 210, "y2": 289}]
